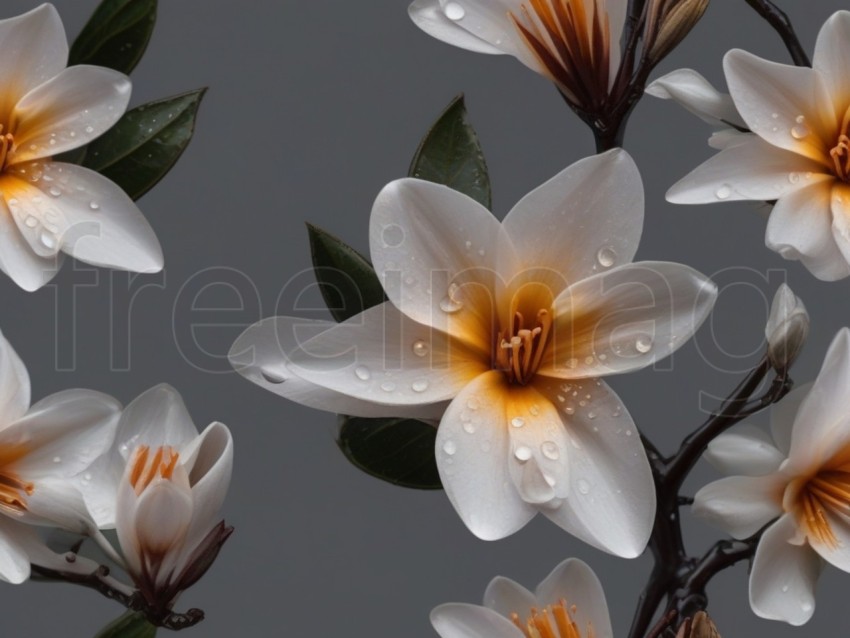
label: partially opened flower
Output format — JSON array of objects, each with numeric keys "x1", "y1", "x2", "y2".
[
  {"x1": 694, "y1": 328, "x2": 850, "y2": 625},
  {"x1": 0, "y1": 4, "x2": 162, "y2": 291},
  {"x1": 765, "y1": 283, "x2": 808, "y2": 372},
  {"x1": 0, "y1": 328, "x2": 120, "y2": 583},
  {"x1": 430, "y1": 557, "x2": 612, "y2": 638},
  {"x1": 665, "y1": 11, "x2": 850, "y2": 281},
  {"x1": 231, "y1": 149, "x2": 716, "y2": 556}
]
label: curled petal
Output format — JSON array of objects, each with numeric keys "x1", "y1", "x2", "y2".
[
  {"x1": 646, "y1": 68, "x2": 744, "y2": 127},
  {"x1": 704, "y1": 425, "x2": 785, "y2": 476},
  {"x1": 693, "y1": 475, "x2": 784, "y2": 538},
  {"x1": 534, "y1": 558, "x2": 614, "y2": 638}
]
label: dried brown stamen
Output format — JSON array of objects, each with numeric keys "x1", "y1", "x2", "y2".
[{"x1": 495, "y1": 308, "x2": 553, "y2": 385}]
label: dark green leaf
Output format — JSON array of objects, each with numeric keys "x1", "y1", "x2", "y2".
[
  {"x1": 69, "y1": 0, "x2": 157, "y2": 74},
  {"x1": 81, "y1": 89, "x2": 207, "y2": 201},
  {"x1": 338, "y1": 416, "x2": 442, "y2": 490},
  {"x1": 307, "y1": 223, "x2": 386, "y2": 323},
  {"x1": 94, "y1": 611, "x2": 157, "y2": 638},
  {"x1": 409, "y1": 94, "x2": 492, "y2": 210}
]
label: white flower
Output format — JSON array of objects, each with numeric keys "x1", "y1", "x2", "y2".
[
  {"x1": 0, "y1": 328, "x2": 120, "y2": 583},
  {"x1": 765, "y1": 283, "x2": 808, "y2": 371},
  {"x1": 694, "y1": 328, "x2": 850, "y2": 625},
  {"x1": 664, "y1": 11, "x2": 850, "y2": 282},
  {"x1": 231, "y1": 149, "x2": 716, "y2": 555},
  {"x1": 86, "y1": 385, "x2": 233, "y2": 606},
  {"x1": 430, "y1": 557, "x2": 612, "y2": 638},
  {"x1": 0, "y1": 4, "x2": 162, "y2": 291}
]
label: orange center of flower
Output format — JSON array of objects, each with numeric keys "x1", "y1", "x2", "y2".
[
  {"x1": 0, "y1": 124, "x2": 15, "y2": 172},
  {"x1": 494, "y1": 308, "x2": 553, "y2": 385},
  {"x1": 0, "y1": 444, "x2": 33, "y2": 513},
  {"x1": 509, "y1": 0, "x2": 611, "y2": 107},
  {"x1": 130, "y1": 445, "x2": 181, "y2": 495},
  {"x1": 792, "y1": 469, "x2": 850, "y2": 548},
  {"x1": 830, "y1": 109, "x2": 850, "y2": 182},
  {"x1": 511, "y1": 600, "x2": 594, "y2": 638}
]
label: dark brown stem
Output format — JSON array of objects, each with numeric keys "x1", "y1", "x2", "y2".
[{"x1": 744, "y1": 0, "x2": 811, "y2": 66}]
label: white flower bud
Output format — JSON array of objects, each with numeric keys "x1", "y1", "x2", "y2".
[{"x1": 765, "y1": 284, "x2": 809, "y2": 371}]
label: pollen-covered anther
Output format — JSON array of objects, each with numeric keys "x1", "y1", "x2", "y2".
[
  {"x1": 495, "y1": 308, "x2": 552, "y2": 385},
  {"x1": 798, "y1": 469, "x2": 850, "y2": 548},
  {"x1": 0, "y1": 444, "x2": 34, "y2": 512},
  {"x1": 130, "y1": 445, "x2": 181, "y2": 495},
  {"x1": 830, "y1": 109, "x2": 850, "y2": 182},
  {"x1": 0, "y1": 124, "x2": 15, "y2": 172},
  {"x1": 510, "y1": 599, "x2": 594, "y2": 638}
]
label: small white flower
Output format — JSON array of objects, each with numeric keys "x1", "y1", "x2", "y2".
[
  {"x1": 765, "y1": 283, "x2": 808, "y2": 371},
  {"x1": 694, "y1": 328, "x2": 850, "y2": 625},
  {"x1": 431, "y1": 558, "x2": 612, "y2": 638},
  {"x1": 0, "y1": 328, "x2": 120, "y2": 583},
  {"x1": 232, "y1": 149, "x2": 717, "y2": 556},
  {"x1": 0, "y1": 4, "x2": 163, "y2": 291},
  {"x1": 663, "y1": 11, "x2": 850, "y2": 281}
]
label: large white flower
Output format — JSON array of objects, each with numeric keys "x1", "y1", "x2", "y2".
[
  {"x1": 431, "y1": 557, "x2": 612, "y2": 638},
  {"x1": 0, "y1": 4, "x2": 162, "y2": 291},
  {"x1": 661, "y1": 11, "x2": 850, "y2": 282},
  {"x1": 693, "y1": 328, "x2": 850, "y2": 625},
  {"x1": 0, "y1": 328, "x2": 121, "y2": 583},
  {"x1": 231, "y1": 149, "x2": 716, "y2": 556}
]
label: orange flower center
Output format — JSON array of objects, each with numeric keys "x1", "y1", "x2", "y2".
[
  {"x1": 793, "y1": 469, "x2": 850, "y2": 548},
  {"x1": 0, "y1": 444, "x2": 33, "y2": 513},
  {"x1": 130, "y1": 445, "x2": 181, "y2": 495},
  {"x1": 830, "y1": 109, "x2": 850, "y2": 182},
  {"x1": 0, "y1": 124, "x2": 15, "y2": 173},
  {"x1": 494, "y1": 308, "x2": 553, "y2": 385},
  {"x1": 511, "y1": 600, "x2": 594, "y2": 638}
]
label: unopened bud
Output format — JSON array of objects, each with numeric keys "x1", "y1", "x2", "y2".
[
  {"x1": 766, "y1": 284, "x2": 809, "y2": 371},
  {"x1": 647, "y1": 0, "x2": 710, "y2": 65},
  {"x1": 676, "y1": 611, "x2": 720, "y2": 638}
]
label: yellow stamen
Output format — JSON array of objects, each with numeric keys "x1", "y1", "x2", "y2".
[
  {"x1": 0, "y1": 443, "x2": 33, "y2": 513},
  {"x1": 495, "y1": 308, "x2": 553, "y2": 385},
  {"x1": 510, "y1": 600, "x2": 594, "y2": 638},
  {"x1": 130, "y1": 445, "x2": 181, "y2": 495}
]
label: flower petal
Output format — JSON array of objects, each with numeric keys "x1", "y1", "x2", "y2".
[
  {"x1": 766, "y1": 180, "x2": 850, "y2": 281},
  {"x1": 134, "y1": 478, "x2": 194, "y2": 556},
  {"x1": 534, "y1": 558, "x2": 613, "y2": 638},
  {"x1": 11, "y1": 65, "x2": 131, "y2": 162},
  {"x1": 0, "y1": 518, "x2": 34, "y2": 584},
  {"x1": 808, "y1": 508, "x2": 850, "y2": 573},
  {"x1": 535, "y1": 378, "x2": 654, "y2": 558},
  {"x1": 0, "y1": 5, "x2": 67, "y2": 118},
  {"x1": 812, "y1": 11, "x2": 850, "y2": 115},
  {"x1": 431, "y1": 603, "x2": 524, "y2": 638},
  {"x1": 749, "y1": 514, "x2": 822, "y2": 626},
  {"x1": 645, "y1": 68, "x2": 744, "y2": 127},
  {"x1": 408, "y1": 0, "x2": 510, "y2": 55},
  {"x1": 435, "y1": 371, "x2": 536, "y2": 540},
  {"x1": 723, "y1": 49, "x2": 835, "y2": 163},
  {"x1": 1, "y1": 162, "x2": 162, "y2": 272},
  {"x1": 0, "y1": 199, "x2": 63, "y2": 290},
  {"x1": 830, "y1": 182, "x2": 850, "y2": 266},
  {"x1": 502, "y1": 149, "x2": 643, "y2": 290},
  {"x1": 693, "y1": 475, "x2": 784, "y2": 538},
  {"x1": 543, "y1": 261, "x2": 716, "y2": 379},
  {"x1": 0, "y1": 330, "x2": 30, "y2": 424},
  {"x1": 287, "y1": 302, "x2": 487, "y2": 407},
  {"x1": 666, "y1": 135, "x2": 829, "y2": 204},
  {"x1": 770, "y1": 383, "x2": 811, "y2": 457},
  {"x1": 23, "y1": 475, "x2": 94, "y2": 533},
  {"x1": 704, "y1": 425, "x2": 785, "y2": 476},
  {"x1": 229, "y1": 316, "x2": 448, "y2": 420},
  {"x1": 483, "y1": 576, "x2": 536, "y2": 619},
  {"x1": 117, "y1": 384, "x2": 200, "y2": 455}
]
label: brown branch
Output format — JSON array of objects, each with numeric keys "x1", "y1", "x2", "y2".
[{"x1": 744, "y1": 0, "x2": 811, "y2": 66}]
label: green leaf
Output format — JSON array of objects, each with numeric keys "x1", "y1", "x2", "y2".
[
  {"x1": 69, "y1": 0, "x2": 157, "y2": 74},
  {"x1": 81, "y1": 89, "x2": 207, "y2": 201},
  {"x1": 409, "y1": 94, "x2": 492, "y2": 210},
  {"x1": 338, "y1": 416, "x2": 442, "y2": 490},
  {"x1": 94, "y1": 611, "x2": 157, "y2": 638},
  {"x1": 307, "y1": 223, "x2": 386, "y2": 323}
]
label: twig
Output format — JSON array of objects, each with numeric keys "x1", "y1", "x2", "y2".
[{"x1": 744, "y1": 0, "x2": 811, "y2": 66}]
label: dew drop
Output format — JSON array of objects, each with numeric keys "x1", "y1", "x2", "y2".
[
  {"x1": 40, "y1": 231, "x2": 56, "y2": 249},
  {"x1": 24, "y1": 216, "x2": 38, "y2": 228},
  {"x1": 463, "y1": 421, "x2": 476, "y2": 434},
  {"x1": 529, "y1": 404, "x2": 540, "y2": 416},
  {"x1": 466, "y1": 397, "x2": 480, "y2": 410},
  {"x1": 381, "y1": 223, "x2": 404, "y2": 247},
  {"x1": 411, "y1": 379, "x2": 429, "y2": 393},
  {"x1": 715, "y1": 184, "x2": 732, "y2": 200},
  {"x1": 565, "y1": 357, "x2": 578, "y2": 369},
  {"x1": 261, "y1": 370, "x2": 286, "y2": 384},
  {"x1": 52, "y1": 456, "x2": 61, "y2": 464},
  {"x1": 85, "y1": 125, "x2": 94, "y2": 134},
  {"x1": 635, "y1": 335, "x2": 653, "y2": 353},
  {"x1": 564, "y1": 405, "x2": 575, "y2": 415},
  {"x1": 380, "y1": 381, "x2": 396, "y2": 392},
  {"x1": 597, "y1": 246, "x2": 616, "y2": 267},
  {"x1": 49, "y1": 186, "x2": 61, "y2": 197},
  {"x1": 541, "y1": 441, "x2": 560, "y2": 460},
  {"x1": 412, "y1": 339, "x2": 429, "y2": 357},
  {"x1": 443, "y1": 440, "x2": 457, "y2": 455},
  {"x1": 511, "y1": 417, "x2": 525, "y2": 428},
  {"x1": 781, "y1": 585, "x2": 790, "y2": 593},
  {"x1": 577, "y1": 479, "x2": 591, "y2": 495},
  {"x1": 444, "y1": 2, "x2": 465, "y2": 20},
  {"x1": 514, "y1": 446, "x2": 532, "y2": 462},
  {"x1": 89, "y1": 201, "x2": 100, "y2": 210},
  {"x1": 464, "y1": 240, "x2": 472, "y2": 249},
  {"x1": 439, "y1": 295, "x2": 463, "y2": 313},
  {"x1": 354, "y1": 365, "x2": 371, "y2": 381},
  {"x1": 626, "y1": 429, "x2": 633, "y2": 436},
  {"x1": 788, "y1": 172, "x2": 801, "y2": 184},
  {"x1": 587, "y1": 410, "x2": 597, "y2": 420}
]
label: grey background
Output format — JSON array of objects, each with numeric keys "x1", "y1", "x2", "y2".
[{"x1": 1, "y1": 0, "x2": 848, "y2": 635}]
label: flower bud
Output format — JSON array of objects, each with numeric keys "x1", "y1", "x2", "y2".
[
  {"x1": 765, "y1": 284, "x2": 809, "y2": 371},
  {"x1": 676, "y1": 611, "x2": 720, "y2": 638},
  {"x1": 647, "y1": 0, "x2": 710, "y2": 66}
]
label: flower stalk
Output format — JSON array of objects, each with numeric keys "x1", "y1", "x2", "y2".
[{"x1": 744, "y1": 0, "x2": 811, "y2": 67}]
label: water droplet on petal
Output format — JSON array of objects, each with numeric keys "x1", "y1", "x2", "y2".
[
  {"x1": 89, "y1": 201, "x2": 100, "y2": 210},
  {"x1": 443, "y1": 440, "x2": 457, "y2": 455},
  {"x1": 597, "y1": 246, "x2": 616, "y2": 268},
  {"x1": 541, "y1": 441, "x2": 560, "y2": 460},
  {"x1": 529, "y1": 404, "x2": 540, "y2": 416},
  {"x1": 24, "y1": 216, "x2": 38, "y2": 228},
  {"x1": 716, "y1": 185, "x2": 732, "y2": 200},
  {"x1": 354, "y1": 365, "x2": 371, "y2": 381},
  {"x1": 636, "y1": 335, "x2": 653, "y2": 353},
  {"x1": 463, "y1": 421, "x2": 476, "y2": 434},
  {"x1": 412, "y1": 340, "x2": 429, "y2": 357},
  {"x1": 380, "y1": 381, "x2": 396, "y2": 392},
  {"x1": 514, "y1": 446, "x2": 532, "y2": 462},
  {"x1": 40, "y1": 231, "x2": 56, "y2": 249},
  {"x1": 577, "y1": 479, "x2": 591, "y2": 494},
  {"x1": 466, "y1": 397, "x2": 480, "y2": 410},
  {"x1": 382, "y1": 224, "x2": 404, "y2": 247},
  {"x1": 411, "y1": 379, "x2": 429, "y2": 392},
  {"x1": 261, "y1": 370, "x2": 286, "y2": 384},
  {"x1": 444, "y1": 2, "x2": 465, "y2": 20},
  {"x1": 49, "y1": 187, "x2": 61, "y2": 197},
  {"x1": 52, "y1": 456, "x2": 61, "y2": 464},
  {"x1": 511, "y1": 417, "x2": 525, "y2": 428},
  {"x1": 439, "y1": 295, "x2": 463, "y2": 313}
]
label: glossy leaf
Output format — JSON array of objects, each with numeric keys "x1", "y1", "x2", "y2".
[
  {"x1": 338, "y1": 416, "x2": 442, "y2": 490},
  {"x1": 307, "y1": 223, "x2": 386, "y2": 323},
  {"x1": 69, "y1": 0, "x2": 157, "y2": 74},
  {"x1": 94, "y1": 612, "x2": 157, "y2": 638},
  {"x1": 81, "y1": 89, "x2": 207, "y2": 201},
  {"x1": 409, "y1": 94, "x2": 492, "y2": 210}
]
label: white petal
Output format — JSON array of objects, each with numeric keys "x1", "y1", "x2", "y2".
[
  {"x1": 0, "y1": 518, "x2": 34, "y2": 584},
  {"x1": 0, "y1": 199, "x2": 63, "y2": 290},
  {"x1": 503, "y1": 149, "x2": 643, "y2": 291},
  {"x1": 0, "y1": 330, "x2": 30, "y2": 424},
  {"x1": 408, "y1": 0, "x2": 508, "y2": 55},
  {"x1": 770, "y1": 383, "x2": 811, "y2": 457},
  {"x1": 830, "y1": 182, "x2": 850, "y2": 266},
  {"x1": 22, "y1": 476, "x2": 94, "y2": 533},
  {"x1": 693, "y1": 475, "x2": 784, "y2": 538},
  {"x1": 287, "y1": 302, "x2": 487, "y2": 407},
  {"x1": 11, "y1": 65, "x2": 131, "y2": 162},
  {"x1": 723, "y1": 49, "x2": 835, "y2": 163},
  {"x1": 133, "y1": 477, "x2": 194, "y2": 558},
  {"x1": 704, "y1": 425, "x2": 785, "y2": 476},
  {"x1": 534, "y1": 558, "x2": 613, "y2": 638},
  {"x1": 749, "y1": 515, "x2": 822, "y2": 626},
  {"x1": 766, "y1": 180, "x2": 850, "y2": 281},
  {"x1": 808, "y1": 509, "x2": 850, "y2": 573},
  {"x1": 544, "y1": 261, "x2": 716, "y2": 379},
  {"x1": 229, "y1": 316, "x2": 448, "y2": 420},
  {"x1": 646, "y1": 68, "x2": 744, "y2": 127},
  {"x1": 0, "y1": 5, "x2": 67, "y2": 117},
  {"x1": 2, "y1": 162, "x2": 162, "y2": 271},
  {"x1": 369, "y1": 178, "x2": 514, "y2": 353},
  {"x1": 535, "y1": 378, "x2": 654, "y2": 558},
  {"x1": 435, "y1": 371, "x2": 536, "y2": 540},
  {"x1": 787, "y1": 328, "x2": 850, "y2": 469},
  {"x1": 115, "y1": 476, "x2": 141, "y2": 575},
  {"x1": 666, "y1": 135, "x2": 829, "y2": 204},
  {"x1": 117, "y1": 384, "x2": 199, "y2": 455},
  {"x1": 708, "y1": 128, "x2": 750, "y2": 150},
  {"x1": 812, "y1": 11, "x2": 850, "y2": 113},
  {"x1": 483, "y1": 576, "x2": 536, "y2": 618},
  {"x1": 431, "y1": 603, "x2": 523, "y2": 638}
]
